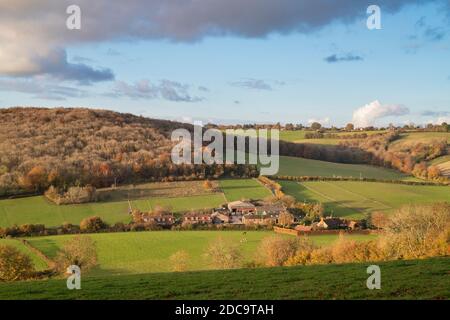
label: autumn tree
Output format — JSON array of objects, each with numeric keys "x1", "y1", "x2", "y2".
[
  {"x1": 80, "y1": 216, "x2": 108, "y2": 232},
  {"x1": 204, "y1": 237, "x2": 242, "y2": 269},
  {"x1": 169, "y1": 250, "x2": 190, "y2": 272},
  {"x1": 55, "y1": 235, "x2": 97, "y2": 273},
  {"x1": 0, "y1": 245, "x2": 35, "y2": 281}
]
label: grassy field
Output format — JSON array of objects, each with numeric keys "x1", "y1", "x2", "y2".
[
  {"x1": 277, "y1": 156, "x2": 409, "y2": 180},
  {"x1": 0, "y1": 239, "x2": 48, "y2": 271},
  {"x1": 0, "y1": 179, "x2": 277, "y2": 228},
  {"x1": 279, "y1": 130, "x2": 386, "y2": 144},
  {"x1": 280, "y1": 180, "x2": 450, "y2": 219},
  {"x1": 0, "y1": 193, "x2": 227, "y2": 228},
  {"x1": 98, "y1": 180, "x2": 220, "y2": 202},
  {"x1": 0, "y1": 257, "x2": 447, "y2": 300},
  {"x1": 389, "y1": 132, "x2": 450, "y2": 152},
  {"x1": 219, "y1": 178, "x2": 272, "y2": 201},
  {"x1": 24, "y1": 231, "x2": 375, "y2": 276}
]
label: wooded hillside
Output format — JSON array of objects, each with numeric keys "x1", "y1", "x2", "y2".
[{"x1": 0, "y1": 108, "x2": 256, "y2": 196}]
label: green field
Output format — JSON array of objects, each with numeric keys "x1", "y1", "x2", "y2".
[
  {"x1": 280, "y1": 180, "x2": 450, "y2": 219},
  {"x1": 0, "y1": 192, "x2": 226, "y2": 228},
  {"x1": 0, "y1": 239, "x2": 48, "y2": 271},
  {"x1": 219, "y1": 179, "x2": 272, "y2": 201},
  {"x1": 277, "y1": 156, "x2": 409, "y2": 180},
  {"x1": 0, "y1": 179, "x2": 278, "y2": 228},
  {"x1": 24, "y1": 231, "x2": 374, "y2": 276},
  {"x1": 0, "y1": 257, "x2": 447, "y2": 300},
  {"x1": 279, "y1": 130, "x2": 385, "y2": 144}
]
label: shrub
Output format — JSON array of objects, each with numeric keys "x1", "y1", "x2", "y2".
[
  {"x1": 80, "y1": 216, "x2": 108, "y2": 232},
  {"x1": 381, "y1": 203, "x2": 450, "y2": 259},
  {"x1": 256, "y1": 236, "x2": 300, "y2": 267},
  {"x1": 55, "y1": 235, "x2": 97, "y2": 273},
  {"x1": 0, "y1": 245, "x2": 34, "y2": 281},
  {"x1": 169, "y1": 250, "x2": 190, "y2": 272},
  {"x1": 204, "y1": 237, "x2": 242, "y2": 269}
]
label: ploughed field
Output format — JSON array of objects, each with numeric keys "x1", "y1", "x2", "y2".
[
  {"x1": 0, "y1": 256, "x2": 447, "y2": 300},
  {"x1": 280, "y1": 180, "x2": 450, "y2": 219}
]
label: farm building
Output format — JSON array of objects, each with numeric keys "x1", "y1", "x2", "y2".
[
  {"x1": 143, "y1": 215, "x2": 175, "y2": 227},
  {"x1": 227, "y1": 201, "x2": 256, "y2": 214},
  {"x1": 182, "y1": 213, "x2": 212, "y2": 226},
  {"x1": 211, "y1": 212, "x2": 231, "y2": 224},
  {"x1": 242, "y1": 214, "x2": 278, "y2": 226},
  {"x1": 314, "y1": 217, "x2": 359, "y2": 230},
  {"x1": 255, "y1": 201, "x2": 286, "y2": 215}
]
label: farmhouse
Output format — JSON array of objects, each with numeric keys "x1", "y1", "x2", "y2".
[
  {"x1": 314, "y1": 217, "x2": 355, "y2": 230},
  {"x1": 255, "y1": 201, "x2": 286, "y2": 215},
  {"x1": 242, "y1": 214, "x2": 278, "y2": 226},
  {"x1": 227, "y1": 201, "x2": 256, "y2": 214},
  {"x1": 182, "y1": 213, "x2": 212, "y2": 226},
  {"x1": 143, "y1": 214, "x2": 175, "y2": 227},
  {"x1": 211, "y1": 212, "x2": 231, "y2": 224}
]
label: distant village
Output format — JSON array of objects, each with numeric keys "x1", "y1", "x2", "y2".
[{"x1": 131, "y1": 199, "x2": 362, "y2": 233}]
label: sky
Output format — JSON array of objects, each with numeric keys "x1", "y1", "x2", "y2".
[{"x1": 0, "y1": 0, "x2": 449, "y2": 127}]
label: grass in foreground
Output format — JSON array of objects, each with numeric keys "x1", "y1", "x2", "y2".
[
  {"x1": 23, "y1": 231, "x2": 375, "y2": 275},
  {"x1": 277, "y1": 156, "x2": 408, "y2": 180},
  {"x1": 0, "y1": 257, "x2": 448, "y2": 300},
  {"x1": 280, "y1": 180, "x2": 450, "y2": 219}
]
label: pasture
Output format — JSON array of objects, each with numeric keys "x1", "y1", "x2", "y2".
[
  {"x1": 279, "y1": 130, "x2": 385, "y2": 144},
  {"x1": 277, "y1": 156, "x2": 409, "y2": 180},
  {"x1": 389, "y1": 132, "x2": 450, "y2": 151},
  {"x1": 25, "y1": 231, "x2": 374, "y2": 276},
  {"x1": 0, "y1": 180, "x2": 231, "y2": 228},
  {"x1": 0, "y1": 257, "x2": 447, "y2": 300},
  {"x1": 219, "y1": 178, "x2": 272, "y2": 201},
  {"x1": 280, "y1": 180, "x2": 450, "y2": 219}
]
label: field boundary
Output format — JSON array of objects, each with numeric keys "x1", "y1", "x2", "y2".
[
  {"x1": 15, "y1": 238, "x2": 55, "y2": 270},
  {"x1": 272, "y1": 175, "x2": 449, "y2": 186}
]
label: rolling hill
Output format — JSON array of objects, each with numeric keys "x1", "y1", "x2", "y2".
[{"x1": 0, "y1": 256, "x2": 447, "y2": 300}]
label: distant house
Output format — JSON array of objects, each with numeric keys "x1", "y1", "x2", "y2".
[
  {"x1": 211, "y1": 212, "x2": 231, "y2": 224},
  {"x1": 227, "y1": 201, "x2": 256, "y2": 215},
  {"x1": 255, "y1": 202, "x2": 286, "y2": 216},
  {"x1": 242, "y1": 214, "x2": 277, "y2": 226},
  {"x1": 346, "y1": 220, "x2": 360, "y2": 230},
  {"x1": 182, "y1": 213, "x2": 212, "y2": 226},
  {"x1": 144, "y1": 215, "x2": 175, "y2": 227},
  {"x1": 315, "y1": 217, "x2": 348, "y2": 230}
]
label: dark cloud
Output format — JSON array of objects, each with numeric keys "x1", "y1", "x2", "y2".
[
  {"x1": 37, "y1": 49, "x2": 114, "y2": 85},
  {"x1": 0, "y1": 78, "x2": 89, "y2": 100},
  {"x1": 324, "y1": 53, "x2": 363, "y2": 63},
  {"x1": 1, "y1": 0, "x2": 444, "y2": 80},
  {"x1": 110, "y1": 79, "x2": 204, "y2": 102}
]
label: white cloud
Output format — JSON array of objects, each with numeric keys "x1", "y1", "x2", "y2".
[
  {"x1": 352, "y1": 100, "x2": 410, "y2": 128},
  {"x1": 308, "y1": 117, "x2": 330, "y2": 126},
  {"x1": 435, "y1": 116, "x2": 450, "y2": 124}
]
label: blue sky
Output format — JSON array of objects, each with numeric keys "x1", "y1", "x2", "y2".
[{"x1": 0, "y1": 0, "x2": 449, "y2": 127}]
